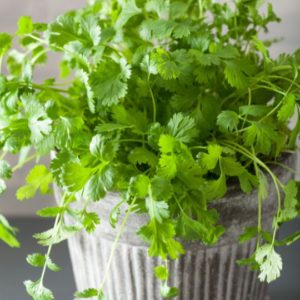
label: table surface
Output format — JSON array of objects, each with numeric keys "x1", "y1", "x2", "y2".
[{"x1": 0, "y1": 218, "x2": 299, "y2": 300}]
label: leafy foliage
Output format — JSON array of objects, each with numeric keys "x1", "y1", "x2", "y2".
[{"x1": 0, "y1": 0, "x2": 300, "y2": 299}]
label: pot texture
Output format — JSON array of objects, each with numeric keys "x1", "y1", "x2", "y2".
[{"x1": 54, "y1": 155, "x2": 295, "y2": 300}]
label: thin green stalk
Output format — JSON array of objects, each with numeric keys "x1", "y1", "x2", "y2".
[
  {"x1": 147, "y1": 76, "x2": 157, "y2": 123},
  {"x1": 98, "y1": 197, "x2": 136, "y2": 297},
  {"x1": 12, "y1": 154, "x2": 37, "y2": 172},
  {"x1": 198, "y1": 0, "x2": 203, "y2": 18},
  {"x1": 251, "y1": 146, "x2": 262, "y2": 249}
]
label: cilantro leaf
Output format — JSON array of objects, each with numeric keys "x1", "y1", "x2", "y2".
[
  {"x1": 61, "y1": 162, "x2": 93, "y2": 192},
  {"x1": 217, "y1": 111, "x2": 239, "y2": 132},
  {"x1": 255, "y1": 244, "x2": 282, "y2": 283},
  {"x1": 277, "y1": 94, "x2": 296, "y2": 122},
  {"x1": 74, "y1": 288, "x2": 98, "y2": 298},
  {"x1": 167, "y1": 113, "x2": 198, "y2": 143},
  {"x1": 16, "y1": 165, "x2": 53, "y2": 201},
  {"x1": 17, "y1": 16, "x2": 34, "y2": 35},
  {"x1": 138, "y1": 219, "x2": 185, "y2": 260},
  {"x1": 24, "y1": 280, "x2": 54, "y2": 300},
  {"x1": 0, "y1": 33, "x2": 12, "y2": 56},
  {"x1": 90, "y1": 58, "x2": 130, "y2": 107}
]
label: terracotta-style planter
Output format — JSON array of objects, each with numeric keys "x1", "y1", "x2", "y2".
[{"x1": 54, "y1": 155, "x2": 294, "y2": 300}]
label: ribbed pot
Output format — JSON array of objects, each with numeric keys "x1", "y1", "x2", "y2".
[{"x1": 54, "y1": 155, "x2": 295, "y2": 300}]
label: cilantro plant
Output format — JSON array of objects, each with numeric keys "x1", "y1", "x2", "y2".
[{"x1": 1, "y1": 0, "x2": 300, "y2": 299}]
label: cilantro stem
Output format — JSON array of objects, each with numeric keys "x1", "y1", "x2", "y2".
[
  {"x1": 12, "y1": 154, "x2": 37, "y2": 172},
  {"x1": 220, "y1": 141, "x2": 283, "y2": 248},
  {"x1": 98, "y1": 197, "x2": 136, "y2": 296},
  {"x1": 198, "y1": 0, "x2": 203, "y2": 18},
  {"x1": 0, "y1": 151, "x2": 8, "y2": 161},
  {"x1": 147, "y1": 78, "x2": 157, "y2": 122},
  {"x1": 39, "y1": 193, "x2": 67, "y2": 288},
  {"x1": 251, "y1": 146, "x2": 262, "y2": 249}
]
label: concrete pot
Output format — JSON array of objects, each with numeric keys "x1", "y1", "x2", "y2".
[{"x1": 54, "y1": 155, "x2": 295, "y2": 300}]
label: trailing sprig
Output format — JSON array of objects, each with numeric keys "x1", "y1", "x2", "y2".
[{"x1": 0, "y1": 0, "x2": 300, "y2": 299}]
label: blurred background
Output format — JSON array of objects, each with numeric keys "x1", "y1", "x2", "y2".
[{"x1": 0, "y1": 0, "x2": 299, "y2": 299}]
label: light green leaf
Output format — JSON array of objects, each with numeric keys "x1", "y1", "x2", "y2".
[
  {"x1": 24, "y1": 280, "x2": 54, "y2": 300},
  {"x1": 90, "y1": 59, "x2": 130, "y2": 107},
  {"x1": 74, "y1": 288, "x2": 98, "y2": 298},
  {"x1": 167, "y1": 113, "x2": 198, "y2": 143},
  {"x1": 115, "y1": 0, "x2": 142, "y2": 28},
  {"x1": 16, "y1": 165, "x2": 53, "y2": 201},
  {"x1": 154, "y1": 265, "x2": 169, "y2": 280},
  {"x1": 0, "y1": 33, "x2": 12, "y2": 56},
  {"x1": 277, "y1": 94, "x2": 296, "y2": 122},
  {"x1": 199, "y1": 144, "x2": 222, "y2": 171},
  {"x1": 217, "y1": 111, "x2": 239, "y2": 132},
  {"x1": 61, "y1": 162, "x2": 93, "y2": 192},
  {"x1": 17, "y1": 16, "x2": 33, "y2": 35}
]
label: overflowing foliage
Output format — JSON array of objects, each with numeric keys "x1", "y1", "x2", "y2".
[{"x1": 1, "y1": 0, "x2": 300, "y2": 298}]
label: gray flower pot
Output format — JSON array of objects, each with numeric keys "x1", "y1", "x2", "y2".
[{"x1": 55, "y1": 155, "x2": 294, "y2": 300}]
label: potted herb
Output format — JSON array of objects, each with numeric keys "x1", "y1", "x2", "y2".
[{"x1": 1, "y1": 0, "x2": 300, "y2": 299}]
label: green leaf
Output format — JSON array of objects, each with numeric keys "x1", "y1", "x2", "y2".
[
  {"x1": 160, "y1": 283, "x2": 179, "y2": 298},
  {"x1": 239, "y1": 227, "x2": 258, "y2": 243},
  {"x1": 74, "y1": 288, "x2": 98, "y2": 298},
  {"x1": 17, "y1": 16, "x2": 33, "y2": 35},
  {"x1": 154, "y1": 265, "x2": 169, "y2": 281},
  {"x1": 217, "y1": 111, "x2": 239, "y2": 132},
  {"x1": 277, "y1": 94, "x2": 296, "y2": 122},
  {"x1": 224, "y1": 59, "x2": 254, "y2": 89},
  {"x1": 21, "y1": 94, "x2": 52, "y2": 144},
  {"x1": 0, "y1": 33, "x2": 12, "y2": 56},
  {"x1": 16, "y1": 165, "x2": 53, "y2": 201},
  {"x1": 37, "y1": 207, "x2": 64, "y2": 218},
  {"x1": 238, "y1": 171, "x2": 258, "y2": 193},
  {"x1": 221, "y1": 157, "x2": 245, "y2": 176},
  {"x1": 34, "y1": 222, "x2": 81, "y2": 246},
  {"x1": 244, "y1": 122, "x2": 279, "y2": 155},
  {"x1": 178, "y1": 213, "x2": 224, "y2": 245},
  {"x1": 167, "y1": 113, "x2": 198, "y2": 143},
  {"x1": 150, "y1": 176, "x2": 173, "y2": 201},
  {"x1": 90, "y1": 58, "x2": 130, "y2": 107},
  {"x1": 82, "y1": 211, "x2": 101, "y2": 233},
  {"x1": 61, "y1": 162, "x2": 93, "y2": 192},
  {"x1": 255, "y1": 244, "x2": 282, "y2": 283},
  {"x1": 146, "y1": 197, "x2": 169, "y2": 223},
  {"x1": 151, "y1": 48, "x2": 180, "y2": 80},
  {"x1": 199, "y1": 144, "x2": 222, "y2": 171},
  {"x1": 48, "y1": 14, "x2": 91, "y2": 48},
  {"x1": 257, "y1": 169, "x2": 269, "y2": 201},
  {"x1": 83, "y1": 166, "x2": 115, "y2": 201},
  {"x1": 115, "y1": 0, "x2": 142, "y2": 28},
  {"x1": 205, "y1": 172, "x2": 227, "y2": 201},
  {"x1": 112, "y1": 105, "x2": 148, "y2": 134},
  {"x1": 96, "y1": 123, "x2": 132, "y2": 133},
  {"x1": 239, "y1": 105, "x2": 271, "y2": 117},
  {"x1": 138, "y1": 219, "x2": 185, "y2": 260},
  {"x1": 0, "y1": 215, "x2": 20, "y2": 248},
  {"x1": 89, "y1": 134, "x2": 119, "y2": 161},
  {"x1": 128, "y1": 147, "x2": 158, "y2": 168},
  {"x1": 158, "y1": 135, "x2": 177, "y2": 179},
  {"x1": 129, "y1": 175, "x2": 150, "y2": 198},
  {"x1": 26, "y1": 253, "x2": 60, "y2": 272},
  {"x1": 24, "y1": 280, "x2": 54, "y2": 300},
  {"x1": 277, "y1": 180, "x2": 298, "y2": 223}
]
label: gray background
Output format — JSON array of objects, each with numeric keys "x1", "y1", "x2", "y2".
[{"x1": 0, "y1": 1, "x2": 300, "y2": 299}]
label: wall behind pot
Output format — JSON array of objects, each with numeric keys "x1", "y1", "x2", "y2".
[{"x1": 0, "y1": 0, "x2": 299, "y2": 216}]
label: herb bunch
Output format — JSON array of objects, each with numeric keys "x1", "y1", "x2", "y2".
[{"x1": 1, "y1": 0, "x2": 300, "y2": 299}]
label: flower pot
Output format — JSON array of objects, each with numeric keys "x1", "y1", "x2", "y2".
[{"x1": 54, "y1": 155, "x2": 295, "y2": 300}]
